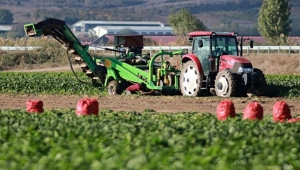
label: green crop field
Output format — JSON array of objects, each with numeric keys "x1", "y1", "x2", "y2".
[
  {"x1": 1, "y1": 109, "x2": 300, "y2": 169},
  {"x1": 1, "y1": 72, "x2": 300, "y2": 169},
  {"x1": 0, "y1": 72, "x2": 103, "y2": 95},
  {"x1": 0, "y1": 72, "x2": 299, "y2": 97}
]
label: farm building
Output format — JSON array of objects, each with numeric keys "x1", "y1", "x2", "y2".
[
  {"x1": 90, "y1": 26, "x2": 173, "y2": 38},
  {"x1": 0, "y1": 25, "x2": 12, "y2": 34},
  {"x1": 72, "y1": 20, "x2": 166, "y2": 32}
]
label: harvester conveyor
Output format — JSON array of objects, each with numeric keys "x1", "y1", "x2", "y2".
[{"x1": 24, "y1": 18, "x2": 187, "y2": 95}]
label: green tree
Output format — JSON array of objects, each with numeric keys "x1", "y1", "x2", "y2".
[
  {"x1": 0, "y1": 9, "x2": 14, "y2": 24},
  {"x1": 168, "y1": 8, "x2": 208, "y2": 36},
  {"x1": 257, "y1": 0, "x2": 292, "y2": 45}
]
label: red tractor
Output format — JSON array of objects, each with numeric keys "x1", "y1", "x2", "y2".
[{"x1": 180, "y1": 31, "x2": 267, "y2": 97}]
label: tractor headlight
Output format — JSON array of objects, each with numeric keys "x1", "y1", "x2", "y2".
[{"x1": 237, "y1": 67, "x2": 253, "y2": 73}]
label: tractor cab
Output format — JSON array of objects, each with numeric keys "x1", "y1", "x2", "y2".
[{"x1": 189, "y1": 32, "x2": 241, "y2": 74}]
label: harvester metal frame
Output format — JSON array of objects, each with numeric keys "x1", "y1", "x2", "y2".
[{"x1": 24, "y1": 18, "x2": 187, "y2": 95}]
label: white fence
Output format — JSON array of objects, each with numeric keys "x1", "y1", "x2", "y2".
[
  {"x1": 1, "y1": 46, "x2": 300, "y2": 54},
  {"x1": 0, "y1": 46, "x2": 41, "y2": 51},
  {"x1": 89, "y1": 46, "x2": 300, "y2": 55}
]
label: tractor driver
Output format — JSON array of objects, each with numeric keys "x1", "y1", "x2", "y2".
[{"x1": 125, "y1": 83, "x2": 153, "y2": 95}]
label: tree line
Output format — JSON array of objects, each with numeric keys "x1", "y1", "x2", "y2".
[
  {"x1": 0, "y1": 0, "x2": 299, "y2": 44},
  {"x1": 168, "y1": 0, "x2": 293, "y2": 45}
]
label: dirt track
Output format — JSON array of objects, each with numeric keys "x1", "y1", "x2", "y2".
[
  {"x1": 1, "y1": 94, "x2": 299, "y2": 114},
  {"x1": 1, "y1": 54, "x2": 299, "y2": 114}
]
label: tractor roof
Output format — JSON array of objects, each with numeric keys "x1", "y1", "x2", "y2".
[{"x1": 188, "y1": 31, "x2": 237, "y2": 37}]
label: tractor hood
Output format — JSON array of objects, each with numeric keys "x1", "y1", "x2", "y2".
[
  {"x1": 220, "y1": 55, "x2": 251, "y2": 65},
  {"x1": 219, "y1": 55, "x2": 253, "y2": 72}
]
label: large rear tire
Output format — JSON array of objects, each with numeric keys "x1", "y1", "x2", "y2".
[
  {"x1": 215, "y1": 69, "x2": 236, "y2": 97},
  {"x1": 180, "y1": 60, "x2": 202, "y2": 96},
  {"x1": 107, "y1": 80, "x2": 121, "y2": 95},
  {"x1": 252, "y1": 68, "x2": 267, "y2": 96}
]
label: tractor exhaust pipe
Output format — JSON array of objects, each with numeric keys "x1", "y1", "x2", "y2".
[
  {"x1": 240, "y1": 36, "x2": 244, "y2": 57},
  {"x1": 240, "y1": 36, "x2": 254, "y2": 57}
]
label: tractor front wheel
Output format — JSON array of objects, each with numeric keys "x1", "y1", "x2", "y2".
[
  {"x1": 215, "y1": 69, "x2": 236, "y2": 97},
  {"x1": 180, "y1": 60, "x2": 202, "y2": 96},
  {"x1": 107, "y1": 80, "x2": 121, "y2": 95}
]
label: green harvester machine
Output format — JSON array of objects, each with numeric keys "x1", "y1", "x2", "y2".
[{"x1": 24, "y1": 18, "x2": 187, "y2": 95}]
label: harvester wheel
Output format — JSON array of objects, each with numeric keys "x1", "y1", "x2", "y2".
[
  {"x1": 107, "y1": 80, "x2": 121, "y2": 95},
  {"x1": 180, "y1": 61, "x2": 202, "y2": 96},
  {"x1": 215, "y1": 69, "x2": 236, "y2": 97},
  {"x1": 159, "y1": 74, "x2": 175, "y2": 86},
  {"x1": 168, "y1": 74, "x2": 175, "y2": 86},
  {"x1": 252, "y1": 68, "x2": 267, "y2": 96}
]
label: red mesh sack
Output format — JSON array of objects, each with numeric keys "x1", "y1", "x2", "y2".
[
  {"x1": 216, "y1": 99, "x2": 236, "y2": 121},
  {"x1": 76, "y1": 98, "x2": 99, "y2": 116},
  {"x1": 26, "y1": 100, "x2": 44, "y2": 113},
  {"x1": 288, "y1": 118, "x2": 300, "y2": 123},
  {"x1": 273, "y1": 100, "x2": 292, "y2": 123},
  {"x1": 243, "y1": 102, "x2": 263, "y2": 120}
]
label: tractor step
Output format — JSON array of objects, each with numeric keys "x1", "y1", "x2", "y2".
[
  {"x1": 74, "y1": 56, "x2": 82, "y2": 61},
  {"x1": 79, "y1": 62, "x2": 87, "y2": 67},
  {"x1": 63, "y1": 43, "x2": 70, "y2": 48},
  {"x1": 28, "y1": 32, "x2": 35, "y2": 36},
  {"x1": 68, "y1": 49, "x2": 75, "y2": 54},
  {"x1": 86, "y1": 70, "x2": 93, "y2": 74}
]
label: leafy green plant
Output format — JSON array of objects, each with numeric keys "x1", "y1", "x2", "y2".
[
  {"x1": 0, "y1": 72, "x2": 299, "y2": 97},
  {"x1": 265, "y1": 74, "x2": 300, "y2": 97},
  {"x1": 0, "y1": 72, "x2": 106, "y2": 95},
  {"x1": 1, "y1": 109, "x2": 300, "y2": 169}
]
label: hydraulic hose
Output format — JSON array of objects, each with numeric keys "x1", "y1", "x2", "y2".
[{"x1": 66, "y1": 52, "x2": 90, "y2": 84}]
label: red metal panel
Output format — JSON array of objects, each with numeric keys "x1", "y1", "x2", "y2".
[
  {"x1": 188, "y1": 31, "x2": 236, "y2": 37},
  {"x1": 182, "y1": 54, "x2": 204, "y2": 75}
]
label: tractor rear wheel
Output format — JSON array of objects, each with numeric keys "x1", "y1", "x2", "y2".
[
  {"x1": 215, "y1": 69, "x2": 236, "y2": 97},
  {"x1": 107, "y1": 80, "x2": 121, "y2": 95},
  {"x1": 180, "y1": 60, "x2": 202, "y2": 96},
  {"x1": 252, "y1": 68, "x2": 267, "y2": 96}
]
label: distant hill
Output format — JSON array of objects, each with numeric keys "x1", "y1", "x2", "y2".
[{"x1": 0, "y1": 0, "x2": 300, "y2": 36}]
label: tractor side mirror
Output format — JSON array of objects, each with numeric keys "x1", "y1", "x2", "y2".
[
  {"x1": 198, "y1": 40, "x2": 203, "y2": 48},
  {"x1": 250, "y1": 40, "x2": 253, "y2": 48},
  {"x1": 188, "y1": 36, "x2": 193, "y2": 43}
]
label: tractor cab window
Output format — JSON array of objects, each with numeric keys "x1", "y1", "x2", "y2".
[
  {"x1": 211, "y1": 36, "x2": 238, "y2": 57},
  {"x1": 193, "y1": 36, "x2": 211, "y2": 74},
  {"x1": 193, "y1": 36, "x2": 210, "y2": 58}
]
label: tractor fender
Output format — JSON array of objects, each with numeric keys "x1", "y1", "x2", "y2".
[{"x1": 182, "y1": 54, "x2": 204, "y2": 75}]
